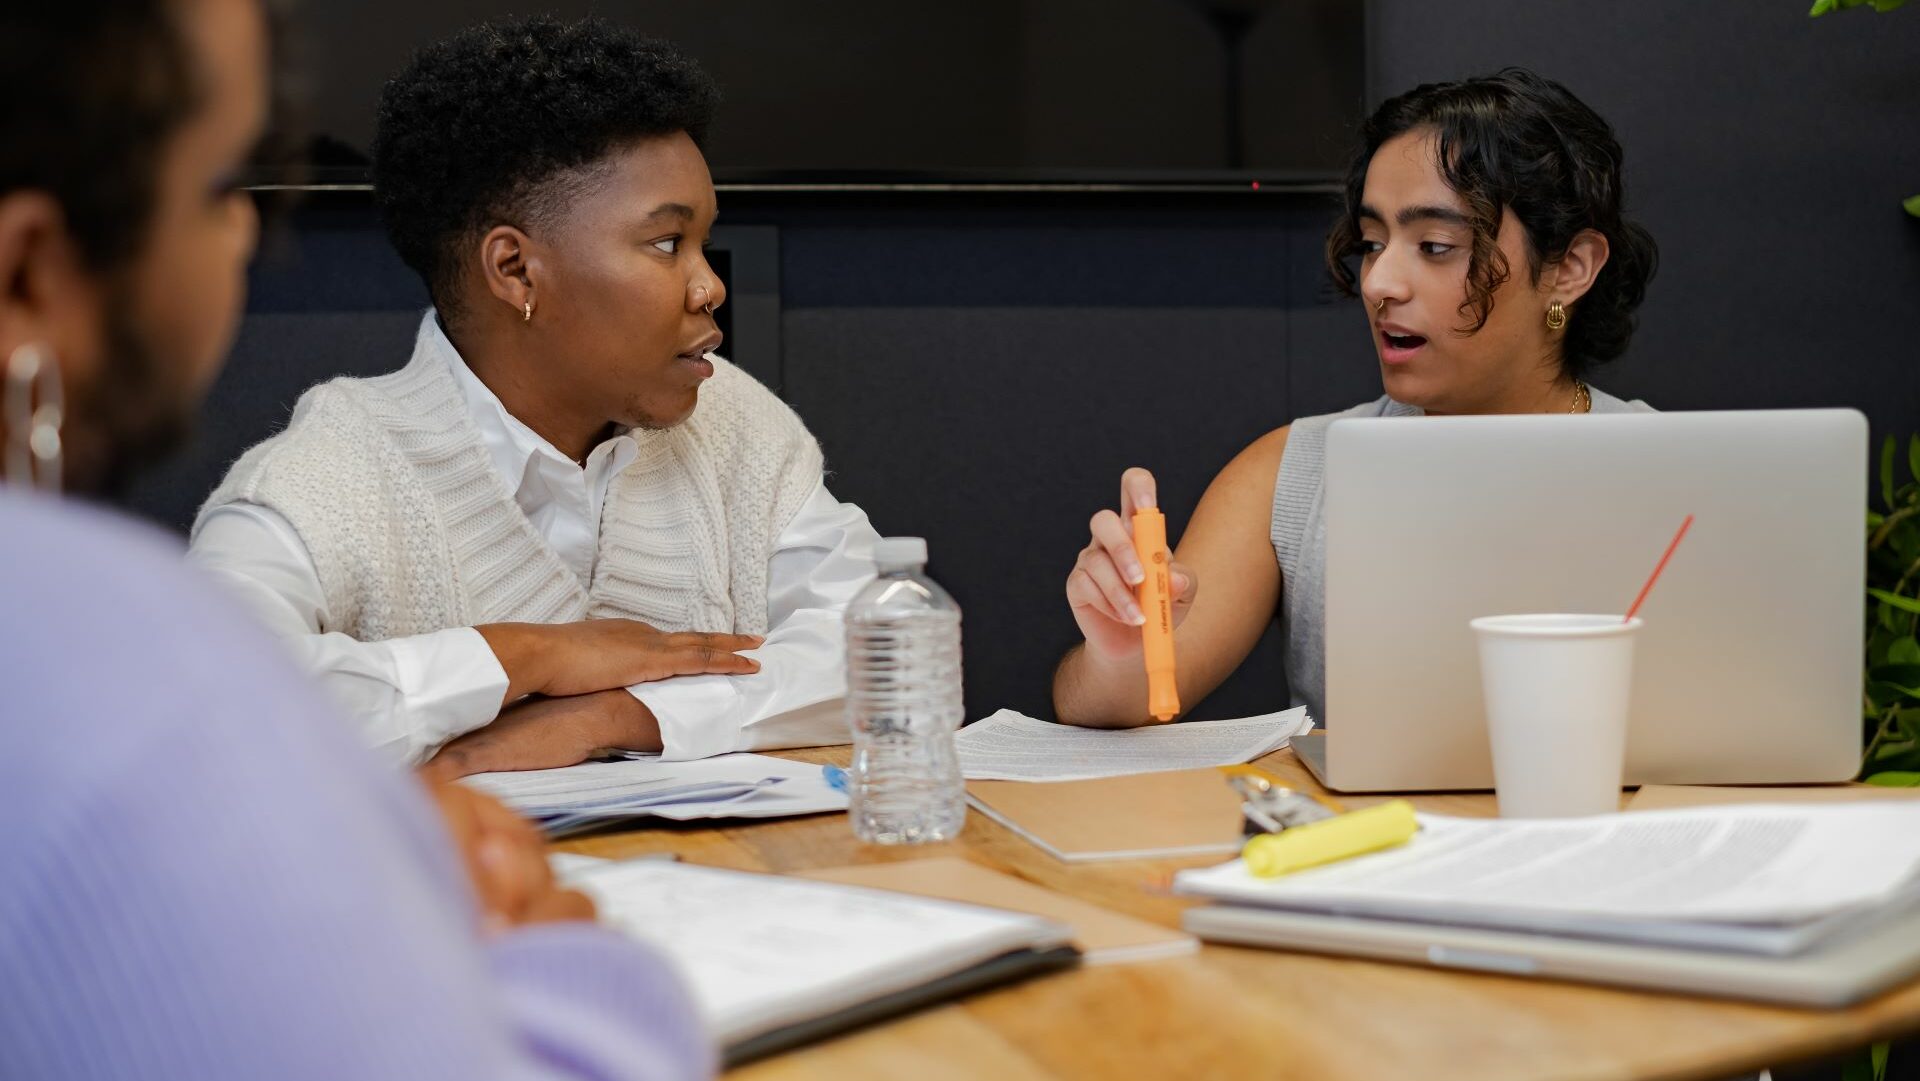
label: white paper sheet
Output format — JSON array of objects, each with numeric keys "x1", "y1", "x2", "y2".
[
  {"x1": 1177, "y1": 802, "x2": 1920, "y2": 931},
  {"x1": 955, "y1": 707, "x2": 1313, "y2": 782},
  {"x1": 572, "y1": 860, "x2": 1069, "y2": 1044},
  {"x1": 461, "y1": 752, "x2": 848, "y2": 828}
]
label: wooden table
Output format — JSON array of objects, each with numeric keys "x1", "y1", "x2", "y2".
[{"x1": 553, "y1": 748, "x2": 1920, "y2": 1081}]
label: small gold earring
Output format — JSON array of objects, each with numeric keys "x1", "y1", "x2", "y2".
[
  {"x1": 523, "y1": 299, "x2": 533, "y2": 323},
  {"x1": 1545, "y1": 299, "x2": 1567, "y2": 331}
]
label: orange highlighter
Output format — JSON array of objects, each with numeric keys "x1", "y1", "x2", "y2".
[{"x1": 1132, "y1": 506, "x2": 1180, "y2": 721}]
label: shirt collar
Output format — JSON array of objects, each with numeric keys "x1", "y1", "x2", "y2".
[{"x1": 423, "y1": 312, "x2": 637, "y2": 498}]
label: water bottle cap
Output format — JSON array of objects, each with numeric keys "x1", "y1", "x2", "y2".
[{"x1": 873, "y1": 536, "x2": 928, "y2": 567}]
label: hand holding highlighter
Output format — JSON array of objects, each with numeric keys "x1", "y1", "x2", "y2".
[{"x1": 1131, "y1": 504, "x2": 1180, "y2": 722}]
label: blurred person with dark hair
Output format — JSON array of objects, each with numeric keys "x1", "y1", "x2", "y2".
[
  {"x1": 1053, "y1": 69, "x2": 1660, "y2": 729},
  {"x1": 190, "y1": 16, "x2": 878, "y2": 777},
  {"x1": 0, "y1": 2, "x2": 708, "y2": 1077}
]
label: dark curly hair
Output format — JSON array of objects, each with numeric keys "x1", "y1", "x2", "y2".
[
  {"x1": 1325, "y1": 68, "x2": 1658, "y2": 381},
  {"x1": 371, "y1": 16, "x2": 719, "y2": 323},
  {"x1": 0, "y1": 1, "x2": 201, "y2": 273}
]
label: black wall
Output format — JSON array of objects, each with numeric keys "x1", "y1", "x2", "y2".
[
  {"x1": 286, "y1": 0, "x2": 1362, "y2": 174},
  {"x1": 127, "y1": 0, "x2": 1920, "y2": 727},
  {"x1": 1367, "y1": 0, "x2": 1920, "y2": 434}
]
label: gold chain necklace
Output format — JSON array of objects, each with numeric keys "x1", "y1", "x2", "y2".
[{"x1": 1570, "y1": 382, "x2": 1591, "y2": 414}]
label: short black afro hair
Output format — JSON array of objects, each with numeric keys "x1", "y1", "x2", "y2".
[{"x1": 370, "y1": 16, "x2": 718, "y2": 320}]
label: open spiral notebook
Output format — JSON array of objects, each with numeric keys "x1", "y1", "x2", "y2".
[{"x1": 568, "y1": 859, "x2": 1080, "y2": 1064}]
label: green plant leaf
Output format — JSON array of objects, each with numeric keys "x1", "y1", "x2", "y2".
[
  {"x1": 1870, "y1": 588, "x2": 1920, "y2": 614},
  {"x1": 1873, "y1": 1041, "x2": 1890, "y2": 1081},
  {"x1": 1865, "y1": 771, "x2": 1920, "y2": 786},
  {"x1": 1869, "y1": 684, "x2": 1920, "y2": 707},
  {"x1": 1890, "y1": 637, "x2": 1920, "y2": 664},
  {"x1": 1883, "y1": 437, "x2": 1897, "y2": 510},
  {"x1": 1906, "y1": 193, "x2": 1920, "y2": 218},
  {"x1": 1814, "y1": 0, "x2": 1912, "y2": 14},
  {"x1": 1870, "y1": 753, "x2": 1920, "y2": 779}
]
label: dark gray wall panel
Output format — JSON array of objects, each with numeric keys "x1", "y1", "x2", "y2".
[
  {"x1": 1365, "y1": 0, "x2": 1920, "y2": 436},
  {"x1": 782, "y1": 305, "x2": 1294, "y2": 721}
]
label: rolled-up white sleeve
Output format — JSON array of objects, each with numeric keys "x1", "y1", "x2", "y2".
[
  {"x1": 633, "y1": 480, "x2": 877, "y2": 761},
  {"x1": 189, "y1": 503, "x2": 510, "y2": 765}
]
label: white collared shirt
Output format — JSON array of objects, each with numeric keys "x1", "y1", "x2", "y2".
[{"x1": 190, "y1": 340, "x2": 877, "y2": 765}]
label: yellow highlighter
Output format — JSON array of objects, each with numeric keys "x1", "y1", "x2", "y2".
[
  {"x1": 1241, "y1": 799, "x2": 1420, "y2": 878},
  {"x1": 1132, "y1": 507, "x2": 1180, "y2": 722}
]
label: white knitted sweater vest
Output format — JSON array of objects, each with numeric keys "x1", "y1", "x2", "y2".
[{"x1": 196, "y1": 317, "x2": 824, "y2": 642}]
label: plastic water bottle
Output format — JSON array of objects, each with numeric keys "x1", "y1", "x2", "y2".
[{"x1": 844, "y1": 536, "x2": 966, "y2": 844}]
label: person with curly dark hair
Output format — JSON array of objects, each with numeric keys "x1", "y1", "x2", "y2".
[
  {"x1": 1053, "y1": 68, "x2": 1660, "y2": 728},
  {"x1": 192, "y1": 16, "x2": 880, "y2": 775}
]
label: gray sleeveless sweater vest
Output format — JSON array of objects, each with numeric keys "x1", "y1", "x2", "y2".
[{"x1": 1270, "y1": 389, "x2": 1654, "y2": 720}]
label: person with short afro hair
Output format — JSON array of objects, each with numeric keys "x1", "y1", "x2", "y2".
[
  {"x1": 369, "y1": 18, "x2": 720, "y2": 327},
  {"x1": 193, "y1": 15, "x2": 881, "y2": 775}
]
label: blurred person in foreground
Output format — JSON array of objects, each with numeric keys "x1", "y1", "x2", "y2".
[{"x1": 0, "y1": 2, "x2": 709, "y2": 1078}]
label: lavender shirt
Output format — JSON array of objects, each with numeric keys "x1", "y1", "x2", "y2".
[{"x1": 0, "y1": 491, "x2": 712, "y2": 1081}]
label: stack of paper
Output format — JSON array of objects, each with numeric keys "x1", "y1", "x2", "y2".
[
  {"x1": 462, "y1": 753, "x2": 847, "y2": 837},
  {"x1": 956, "y1": 707, "x2": 1313, "y2": 782},
  {"x1": 1176, "y1": 802, "x2": 1920, "y2": 955},
  {"x1": 571, "y1": 859, "x2": 1078, "y2": 1063}
]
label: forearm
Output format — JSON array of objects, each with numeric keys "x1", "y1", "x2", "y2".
[
  {"x1": 190, "y1": 505, "x2": 509, "y2": 761},
  {"x1": 424, "y1": 689, "x2": 663, "y2": 780},
  {"x1": 272, "y1": 628, "x2": 508, "y2": 765},
  {"x1": 474, "y1": 622, "x2": 561, "y2": 705},
  {"x1": 1051, "y1": 643, "x2": 1160, "y2": 729}
]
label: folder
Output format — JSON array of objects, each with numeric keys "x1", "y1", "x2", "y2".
[{"x1": 966, "y1": 768, "x2": 1247, "y2": 861}]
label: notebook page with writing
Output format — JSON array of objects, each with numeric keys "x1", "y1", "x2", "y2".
[{"x1": 571, "y1": 860, "x2": 1074, "y2": 1045}]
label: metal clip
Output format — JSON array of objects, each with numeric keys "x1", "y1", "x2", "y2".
[{"x1": 1222, "y1": 767, "x2": 1339, "y2": 836}]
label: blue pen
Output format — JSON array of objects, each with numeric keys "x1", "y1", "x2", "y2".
[{"x1": 822, "y1": 764, "x2": 849, "y2": 793}]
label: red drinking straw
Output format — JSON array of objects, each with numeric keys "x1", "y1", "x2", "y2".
[{"x1": 1624, "y1": 514, "x2": 1694, "y2": 624}]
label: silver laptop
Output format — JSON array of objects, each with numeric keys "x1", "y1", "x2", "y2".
[
  {"x1": 1183, "y1": 899, "x2": 1920, "y2": 1008},
  {"x1": 1293, "y1": 409, "x2": 1865, "y2": 793}
]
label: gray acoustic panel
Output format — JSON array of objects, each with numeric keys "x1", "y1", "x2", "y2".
[
  {"x1": 783, "y1": 305, "x2": 1294, "y2": 722},
  {"x1": 1364, "y1": 0, "x2": 1920, "y2": 435}
]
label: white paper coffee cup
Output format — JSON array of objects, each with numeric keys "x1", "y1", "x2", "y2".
[{"x1": 1470, "y1": 614, "x2": 1642, "y2": 818}]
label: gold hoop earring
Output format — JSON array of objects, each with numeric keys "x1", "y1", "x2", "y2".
[
  {"x1": 1545, "y1": 299, "x2": 1567, "y2": 331},
  {"x1": 5, "y1": 342, "x2": 63, "y2": 493},
  {"x1": 522, "y1": 299, "x2": 533, "y2": 324}
]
